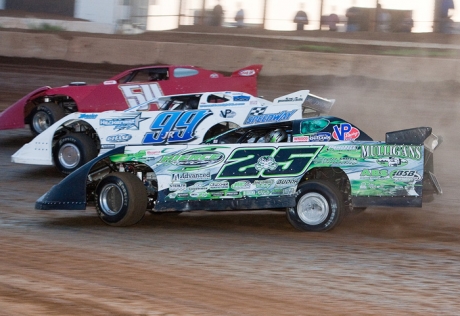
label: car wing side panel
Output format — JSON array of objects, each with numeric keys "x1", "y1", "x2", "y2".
[{"x1": 35, "y1": 146, "x2": 125, "y2": 210}]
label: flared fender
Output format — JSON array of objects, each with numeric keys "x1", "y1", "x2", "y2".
[{"x1": 0, "y1": 86, "x2": 50, "y2": 130}]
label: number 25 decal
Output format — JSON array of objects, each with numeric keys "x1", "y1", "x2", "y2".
[
  {"x1": 216, "y1": 146, "x2": 323, "y2": 179},
  {"x1": 143, "y1": 110, "x2": 212, "y2": 144}
]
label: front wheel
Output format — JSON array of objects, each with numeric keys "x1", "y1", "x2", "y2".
[
  {"x1": 286, "y1": 180, "x2": 345, "y2": 232},
  {"x1": 96, "y1": 172, "x2": 148, "y2": 227},
  {"x1": 30, "y1": 102, "x2": 65, "y2": 135},
  {"x1": 53, "y1": 133, "x2": 98, "y2": 174}
]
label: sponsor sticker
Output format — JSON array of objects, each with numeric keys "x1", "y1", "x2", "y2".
[
  {"x1": 100, "y1": 144, "x2": 116, "y2": 149},
  {"x1": 187, "y1": 182, "x2": 208, "y2": 191},
  {"x1": 211, "y1": 192, "x2": 225, "y2": 197},
  {"x1": 171, "y1": 172, "x2": 211, "y2": 182},
  {"x1": 233, "y1": 95, "x2": 250, "y2": 101},
  {"x1": 220, "y1": 109, "x2": 236, "y2": 118},
  {"x1": 244, "y1": 108, "x2": 297, "y2": 125},
  {"x1": 254, "y1": 179, "x2": 274, "y2": 188},
  {"x1": 226, "y1": 191, "x2": 240, "y2": 197},
  {"x1": 293, "y1": 136, "x2": 310, "y2": 142},
  {"x1": 231, "y1": 180, "x2": 251, "y2": 191},
  {"x1": 106, "y1": 134, "x2": 132, "y2": 143},
  {"x1": 161, "y1": 151, "x2": 225, "y2": 167},
  {"x1": 190, "y1": 191, "x2": 208, "y2": 198},
  {"x1": 209, "y1": 181, "x2": 230, "y2": 190},
  {"x1": 79, "y1": 114, "x2": 98, "y2": 119},
  {"x1": 377, "y1": 157, "x2": 409, "y2": 167},
  {"x1": 332, "y1": 123, "x2": 360, "y2": 141},
  {"x1": 257, "y1": 189, "x2": 271, "y2": 196},
  {"x1": 327, "y1": 145, "x2": 359, "y2": 151},
  {"x1": 360, "y1": 169, "x2": 389, "y2": 179},
  {"x1": 277, "y1": 97, "x2": 303, "y2": 103},
  {"x1": 313, "y1": 158, "x2": 357, "y2": 165},
  {"x1": 361, "y1": 145, "x2": 422, "y2": 160},
  {"x1": 169, "y1": 183, "x2": 186, "y2": 191},
  {"x1": 145, "y1": 150, "x2": 163, "y2": 156},
  {"x1": 275, "y1": 179, "x2": 298, "y2": 187},
  {"x1": 238, "y1": 69, "x2": 256, "y2": 76},
  {"x1": 100, "y1": 113, "x2": 147, "y2": 131},
  {"x1": 391, "y1": 170, "x2": 422, "y2": 182}
]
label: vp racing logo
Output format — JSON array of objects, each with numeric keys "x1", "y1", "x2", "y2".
[
  {"x1": 332, "y1": 123, "x2": 360, "y2": 141},
  {"x1": 244, "y1": 107, "x2": 297, "y2": 125}
]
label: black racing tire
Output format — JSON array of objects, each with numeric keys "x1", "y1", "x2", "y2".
[
  {"x1": 96, "y1": 172, "x2": 148, "y2": 227},
  {"x1": 53, "y1": 132, "x2": 98, "y2": 174},
  {"x1": 286, "y1": 180, "x2": 345, "y2": 232},
  {"x1": 29, "y1": 102, "x2": 65, "y2": 135}
]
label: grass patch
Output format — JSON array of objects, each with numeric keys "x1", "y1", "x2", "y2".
[
  {"x1": 31, "y1": 23, "x2": 66, "y2": 32},
  {"x1": 381, "y1": 49, "x2": 457, "y2": 57},
  {"x1": 296, "y1": 45, "x2": 341, "y2": 53}
]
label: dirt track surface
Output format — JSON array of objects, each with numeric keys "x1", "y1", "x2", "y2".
[{"x1": 0, "y1": 56, "x2": 460, "y2": 315}]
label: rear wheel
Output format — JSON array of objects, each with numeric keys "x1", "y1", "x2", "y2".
[
  {"x1": 30, "y1": 102, "x2": 65, "y2": 135},
  {"x1": 96, "y1": 172, "x2": 148, "y2": 226},
  {"x1": 53, "y1": 133, "x2": 98, "y2": 174},
  {"x1": 287, "y1": 180, "x2": 345, "y2": 232}
]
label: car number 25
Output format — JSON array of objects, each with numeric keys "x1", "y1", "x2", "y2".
[{"x1": 216, "y1": 146, "x2": 323, "y2": 179}]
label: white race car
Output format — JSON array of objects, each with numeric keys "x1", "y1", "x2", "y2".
[{"x1": 12, "y1": 90, "x2": 334, "y2": 174}]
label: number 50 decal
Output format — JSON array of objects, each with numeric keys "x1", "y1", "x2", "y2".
[
  {"x1": 119, "y1": 83, "x2": 163, "y2": 108},
  {"x1": 216, "y1": 146, "x2": 323, "y2": 179}
]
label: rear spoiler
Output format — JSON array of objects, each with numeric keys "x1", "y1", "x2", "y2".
[
  {"x1": 303, "y1": 93, "x2": 335, "y2": 116},
  {"x1": 273, "y1": 90, "x2": 335, "y2": 116},
  {"x1": 231, "y1": 64, "x2": 263, "y2": 77},
  {"x1": 386, "y1": 127, "x2": 443, "y2": 196}
]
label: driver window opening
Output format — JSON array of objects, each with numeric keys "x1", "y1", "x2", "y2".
[
  {"x1": 124, "y1": 68, "x2": 169, "y2": 83},
  {"x1": 207, "y1": 94, "x2": 229, "y2": 103}
]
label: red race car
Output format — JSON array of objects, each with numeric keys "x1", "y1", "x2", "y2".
[{"x1": 0, "y1": 64, "x2": 262, "y2": 135}]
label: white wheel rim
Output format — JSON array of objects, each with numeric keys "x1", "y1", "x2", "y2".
[
  {"x1": 100, "y1": 184, "x2": 123, "y2": 215},
  {"x1": 32, "y1": 111, "x2": 51, "y2": 133},
  {"x1": 58, "y1": 143, "x2": 81, "y2": 169},
  {"x1": 297, "y1": 192, "x2": 329, "y2": 225}
]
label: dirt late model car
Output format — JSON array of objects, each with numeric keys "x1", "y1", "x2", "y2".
[
  {"x1": 0, "y1": 64, "x2": 262, "y2": 135},
  {"x1": 12, "y1": 90, "x2": 333, "y2": 174},
  {"x1": 35, "y1": 116, "x2": 442, "y2": 232}
]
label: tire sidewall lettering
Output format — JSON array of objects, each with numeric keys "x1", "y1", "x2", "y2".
[{"x1": 97, "y1": 177, "x2": 129, "y2": 222}]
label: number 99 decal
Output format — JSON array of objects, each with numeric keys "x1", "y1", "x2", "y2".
[
  {"x1": 143, "y1": 110, "x2": 212, "y2": 144},
  {"x1": 216, "y1": 146, "x2": 323, "y2": 179}
]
